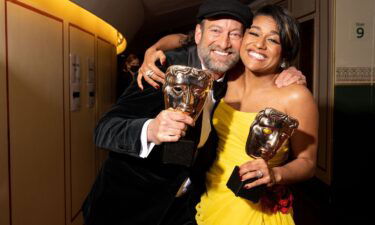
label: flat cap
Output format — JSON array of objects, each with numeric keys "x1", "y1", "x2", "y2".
[{"x1": 196, "y1": 0, "x2": 253, "y2": 28}]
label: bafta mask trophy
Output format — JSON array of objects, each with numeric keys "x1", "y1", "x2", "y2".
[
  {"x1": 162, "y1": 65, "x2": 212, "y2": 167},
  {"x1": 226, "y1": 108, "x2": 299, "y2": 203}
]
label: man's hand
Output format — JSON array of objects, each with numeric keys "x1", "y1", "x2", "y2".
[
  {"x1": 275, "y1": 66, "x2": 306, "y2": 88},
  {"x1": 147, "y1": 109, "x2": 194, "y2": 145},
  {"x1": 137, "y1": 47, "x2": 167, "y2": 90}
]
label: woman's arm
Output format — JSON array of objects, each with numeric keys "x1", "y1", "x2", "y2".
[
  {"x1": 151, "y1": 33, "x2": 188, "y2": 51},
  {"x1": 137, "y1": 33, "x2": 188, "y2": 89},
  {"x1": 239, "y1": 85, "x2": 318, "y2": 188},
  {"x1": 272, "y1": 85, "x2": 318, "y2": 184}
]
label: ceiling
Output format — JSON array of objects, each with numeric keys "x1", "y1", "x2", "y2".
[
  {"x1": 70, "y1": 0, "x2": 204, "y2": 42},
  {"x1": 139, "y1": 0, "x2": 255, "y2": 36},
  {"x1": 136, "y1": 0, "x2": 205, "y2": 45},
  {"x1": 70, "y1": 0, "x2": 254, "y2": 53},
  {"x1": 142, "y1": 0, "x2": 204, "y2": 16}
]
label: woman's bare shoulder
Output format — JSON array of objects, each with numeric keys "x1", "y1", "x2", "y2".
[
  {"x1": 276, "y1": 84, "x2": 318, "y2": 120},
  {"x1": 279, "y1": 84, "x2": 315, "y2": 104}
]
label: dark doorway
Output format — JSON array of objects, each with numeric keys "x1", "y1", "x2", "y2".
[{"x1": 298, "y1": 19, "x2": 314, "y2": 92}]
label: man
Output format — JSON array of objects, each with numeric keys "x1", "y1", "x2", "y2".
[
  {"x1": 83, "y1": 1, "x2": 252, "y2": 224},
  {"x1": 82, "y1": 0, "x2": 302, "y2": 224}
]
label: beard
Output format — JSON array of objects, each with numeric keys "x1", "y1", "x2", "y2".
[{"x1": 197, "y1": 44, "x2": 240, "y2": 73}]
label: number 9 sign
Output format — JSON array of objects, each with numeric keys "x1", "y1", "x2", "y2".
[
  {"x1": 356, "y1": 27, "x2": 364, "y2": 38},
  {"x1": 354, "y1": 22, "x2": 365, "y2": 39}
]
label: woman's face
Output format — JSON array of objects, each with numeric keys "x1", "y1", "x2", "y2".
[
  {"x1": 240, "y1": 15, "x2": 282, "y2": 74},
  {"x1": 126, "y1": 58, "x2": 140, "y2": 72},
  {"x1": 129, "y1": 58, "x2": 140, "y2": 67}
]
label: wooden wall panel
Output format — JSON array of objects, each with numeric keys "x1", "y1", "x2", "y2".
[
  {"x1": 292, "y1": 0, "x2": 316, "y2": 18},
  {"x1": 0, "y1": 0, "x2": 10, "y2": 224},
  {"x1": 95, "y1": 38, "x2": 115, "y2": 169},
  {"x1": 97, "y1": 38, "x2": 115, "y2": 118},
  {"x1": 68, "y1": 25, "x2": 95, "y2": 221},
  {"x1": 315, "y1": 0, "x2": 333, "y2": 185},
  {"x1": 7, "y1": 2, "x2": 65, "y2": 225}
]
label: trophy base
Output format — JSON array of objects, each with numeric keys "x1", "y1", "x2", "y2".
[
  {"x1": 226, "y1": 166, "x2": 266, "y2": 203},
  {"x1": 162, "y1": 139, "x2": 195, "y2": 167}
]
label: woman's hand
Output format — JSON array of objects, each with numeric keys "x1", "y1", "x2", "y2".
[
  {"x1": 137, "y1": 47, "x2": 167, "y2": 90},
  {"x1": 238, "y1": 159, "x2": 280, "y2": 189},
  {"x1": 137, "y1": 33, "x2": 188, "y2": 90},
  {"x1": 275, "y1": 66, "x2": 306, "y2": 88}
]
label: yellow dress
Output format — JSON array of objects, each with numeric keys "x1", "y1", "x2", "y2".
[{"x1": 195, "y1": 100, "x2": 295, "y2": 225}]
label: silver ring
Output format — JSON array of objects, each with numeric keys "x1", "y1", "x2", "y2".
[
  {"x1": 256, "y1": 170, "x2": 263, "y2": 178},
  {"x1": 145, "y1": 70, "x2": 154, "y2": 78}
]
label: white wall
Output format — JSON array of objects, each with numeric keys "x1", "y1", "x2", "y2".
[{"x1": 335, "y1": 0, "x2": 375, "y2": 84}]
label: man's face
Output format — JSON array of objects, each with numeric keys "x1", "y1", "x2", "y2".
[
  {"x1": 164, "y1": 66, "x2": 211, "y2": 121},
  {"x1": 195, "y1": 18, "x2": 244, "y2": 75}
]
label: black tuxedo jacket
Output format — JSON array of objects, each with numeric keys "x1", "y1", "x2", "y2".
[{"x1": 82, "y1": 46, "x2": 227, "y2": 225}]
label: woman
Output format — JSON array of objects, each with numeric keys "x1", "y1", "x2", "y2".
[
  {"x1": 139, "y1": 5, "x2": 317, "y2": 224},
  {"x1": 117, "y1": 53, "x2": 140, "y2": 98},
  {"x1": 194, "y1": 5, "x2": 318, "y2": 225}
]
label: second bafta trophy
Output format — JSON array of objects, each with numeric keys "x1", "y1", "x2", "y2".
[
  {"x1": 162, "y1": 65, "x2": 212, "y2": 167},
  {"x1": 226, "y1": 108, "x2": 299, "y2": 202}
]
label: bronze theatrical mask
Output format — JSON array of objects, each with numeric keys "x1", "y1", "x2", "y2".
[
  {"x1": 227, "y1": 108, "x2": 299, "y2": 202},
  {"x1": 162, "y1": 65, "x2": 213, "y2": 167},
  {"x1": 163, "y1": 65, "x2": 212, "y2": 121},
  {"x1": 246, "y1": 108, "x2": 299, "y2": 161}
]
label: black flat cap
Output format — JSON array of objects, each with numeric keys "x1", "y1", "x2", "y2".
[{"x1": 196, "y1": 0, "x2": 253, "y2": 28}]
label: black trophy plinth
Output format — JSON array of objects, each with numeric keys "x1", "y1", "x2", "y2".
[
  {"x1": 162, "y1": 125, "x2": 197, "y2": 167},
  {"x1": 162, "y1": 138, "x2": 195, "y2": 167},
  {"x1": 226, "y1": 166, "x2": 266, "y2": 203}
]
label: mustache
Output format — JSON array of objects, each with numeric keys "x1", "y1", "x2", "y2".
[{"x1": 209, "y1": 45, "x2": 237, "y2": 54}]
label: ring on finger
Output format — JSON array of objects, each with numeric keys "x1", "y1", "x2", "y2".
[
  {"x1": 256, "y1": 170, "x2": 263, "y2": 178},
  {"x1": 145, "y1": 70, "x2": 154, "y2": 78}
]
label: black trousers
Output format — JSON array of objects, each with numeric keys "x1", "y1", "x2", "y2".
[
  {"x1": 82, "y1": 155, "x2": 200, "y2": 225},
  {"x1": 83, "y1": 185, "x2": 198, "y2": 225},
  {"x1": 160, "y1": 190, "x2": 198, "y2": 225}
]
